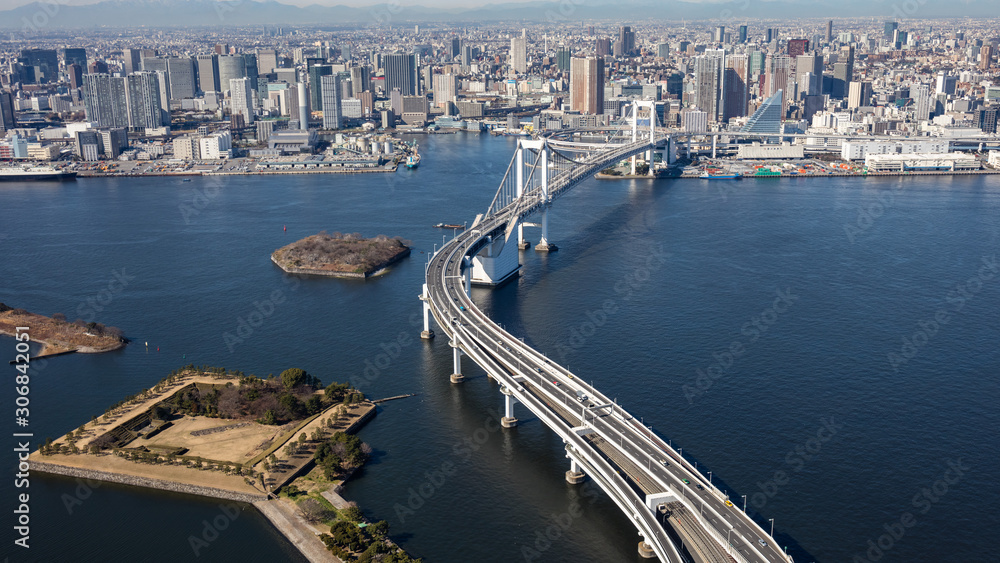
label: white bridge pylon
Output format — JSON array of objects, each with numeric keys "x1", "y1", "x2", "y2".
[{"x1": 469, "y1": 101, "x2": 660, "y2": 286}]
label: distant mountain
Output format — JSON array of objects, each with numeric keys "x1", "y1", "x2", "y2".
[{"x1": 1, "y1": 0, "x2": 995, "y2": 29}]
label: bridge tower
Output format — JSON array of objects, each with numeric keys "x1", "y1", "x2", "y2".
[
  {"x1": 630, "y1": 100, "x2": 658, "y2": 176},
  {"x1": 517, "y1": 139, "x2": 557, "y2": 252}
]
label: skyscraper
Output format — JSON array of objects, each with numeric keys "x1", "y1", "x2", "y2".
[
  {"x1": 308, "y1": 65, "x2": 333, "y2": 111},
  {"x1": 67, "y1": 64, "x2": 84, "y2": 90},
  {"x1": 510, "y1": 36, "x2": 527, "y2": 74},
  {"x1": 257, "y1": 49, "x2": 278, "y2": 75},
  {"x1": 739, "y1": 25, "x2": 748, "y2": 44},
  {"x1": 384, "y1": 53, "x2": 417, "y2": 96},
  {"x1": 166, "y1": 57, "x2": 196, "y2": 101},
  {"x1": 350, "y1": 66, "x2": 370, "y2": 94},
  {"x1": 693, "y1": 53, "x2": 724, "y2": 121},
  {"x1": 787, "y1": 39, "x2": 809, "y2": 57},
  {"x1": 557, "y1": 49, "x2": 572, "y2": 73},
  {"x1": 433, "y1": 74, "x2": 457, "y2": 108},
  {"x1": 981, "y1": 46, "x2": 994, "y2": 70},
  {"x1": 242, "y1": 54, "x2": 259, "y2": 91},
  {"x1": 723, "y1": 54, "x2": 749, "y2": 120},
  {"x1": 83, "y1": 73, "x2": 129, "y2": 128},
  {"x1": 196, "y1": 55, "x2": 220, "y2": 93},
  {"x1": 765, "y1": 55, "x2": 791, "y2": 99},
  {"x1": 218, "y1": 55, "x2": 247, "y2": 92},
  {"x1": 826, "y1": 21, "x2": 834, "y2": 42},
  {"x1": 64, "y1": 48, "x2": 87, "y2": 68},
  {"x1": 123, "y1": 49, "x2": 143, "y2": 75},
  {"x1": 0, "y1": 91, "x2": 15, "y2": 132},
  {"x1": 884, "y1": 22, "x2": 898, "y2": 41},
  {"x1": 20, "y1": 49, "x2": 58, "y2": 83},
  {"x1": 797, "y1": 54, "x2": 823, "y2": 97},
  {"x1": 569, "y1": 56, "x2": 604, "y2": 115},
  {"x1": 715, "y1": 26, "x2": 726, "y2": 43},
  {"x1": 230, "y1": 77, "x2": 255, "y2": 125},
  {"x1": 125, "y1": 71, "x2": 166, "y2": 128},
  {"x1": 848, "y1": 81, "x2": 872, "y2": 109},
  {"x1": 320, "y1": 74, "x2": 341, "y2": 129},
  {"x1": 742, "y1": 90, "x2": 783, "y2": 134},
  {"x1": 911, "y1": 84, "x2": 931, "y2": 121},
  {"x1": 596, "y1": 39, "x2": 612, "y2": 56},
  {"x1": 618, "y1": 26, "x2": 635, "y2": 55}
]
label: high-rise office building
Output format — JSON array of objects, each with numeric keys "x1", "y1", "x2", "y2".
[
  {"x1": 350, "y1": 66, "x2": 370, "y2": 94},
  {"x1": 557, "y1": 49, "x2": 572, "y2": 73},
  {"x1": 569, "y1": 56, "x2": 604, "y2": 115},
  {"x1": 125, "y1": 71, "x2": 165, "y2": 128},
  {"x1": 884, "y1": 22, "x2": 898, "y2": 41},
  {"x1": 257, "y1": 49, "x2": 278, "y2": 75},
  {"x1": 765, "y1": 55, "x2": 791, "y2": 99},
  {"x1": 742, "y1": 90, "x2": 783, "y2": 134},
  {"x1": 242, "y1": 53, "x2": 259, "y2": 91},
  {"x1": 142, "y1": 57, "x2": 167, "y2": 75},
  {"x1": 308, "y1": 65, "x2": 333, "y2": 111},
  {"x1": 196, "y1": 55, "x2": 220, "y2": 93},
  {"x1": 596, "y1": 39, "x2": 612, "y2": 56},
  {"x1": 384, "y1": 53, "x2": 417, "y2": 96},
  {"x1": 797, "y1": 54, "x2": 823, "y2": 97},
  {"x1": 218, "y1": 55, "x2": 247, "y2": 92},
  {"x1": 67, "y1": 64, "x2": 84, "y2": 90},
  {"x1": 656, "y1": 44, "x2": 669, "y2": 59},
  {"x1": 166, "y1": 57, "x2": 196, "y2": 101},
  {"x1": 788, "y1": 39, "x2": 809, "y2": 57},
  {"x1": 0, "y1": 91, "x2": 15, "y2": 132},
  {"x1": 848, "y1": 81, "x2": 872, "y2": 109},
  {"x1": 715, "y1": 26, "x2": 726, "y2": 43},
  {"x1": 20, "y1": 49, "x2": 58, "y2": 83},
  {"x1": 123, "y1": 49, "x2": 143, "y2": 75},
  {"x1": 320, "y1": 74, "x2": 341, "y2": 129},
  {"x1": 448, "y1": 38, "x2": 461, "y2": 59},
  {"x1": 749, "y1": 51, "x2": 764, "y2": 74},
  {"x1": 510, "y1": 36, "x2": 527, "y2": 74},
  {"x1": 739, "y1": 25, "x2": 748, "y2": 44},
  {"x1": 82, "y1": 73, "x2": 129, "y2": 128},
  {"x1": 64, "y1": 48, "x2": 87, "y2": 68},
  {"x1": 723, "y1": 54, "x2": 749, "y2": 120},
  {"x1": 230, "y1": 77, "x2": 255, "y2": 125},
  {"x1": 618, "y1": 26, "x2": 635, "y2": 55},
  {"x1": 935, "y1": 72, "x2": 957, "y2": 95},
  {"x1": 433, "y1": 74, "x2": 457, "y2": 108}
]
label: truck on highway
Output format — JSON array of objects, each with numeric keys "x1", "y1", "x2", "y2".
[{"x1": 576, "y1": 390, "x2": 588, "y2": 402}]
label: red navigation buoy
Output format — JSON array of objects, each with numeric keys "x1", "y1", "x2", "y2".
[
  {"x1": 283, "y1": 225, "x2": 287, "y2": 231},
  {"x1": 157, "y1": 346, "x2": 160, "y2": 352}
]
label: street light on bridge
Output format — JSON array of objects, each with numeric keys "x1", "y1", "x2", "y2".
[
  {"x1": 741, "y1": 495, "x2": 747, "y2": 512},
  {"x1": 769, "y1": 518, "x2": 774, "y2": 537}
]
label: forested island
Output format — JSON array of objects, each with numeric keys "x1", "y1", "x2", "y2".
[{"x1": 271, "y1": 231, "x2": 411, "y2": 278}]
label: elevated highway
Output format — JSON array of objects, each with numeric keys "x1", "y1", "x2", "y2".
[{"x1": 420, "y1": 104, "x2": 794, "y2": 562}]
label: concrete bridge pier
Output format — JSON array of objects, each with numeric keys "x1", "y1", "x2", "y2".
[
  {"x1": 420, "y1": 283, "x2": 434, "y2": 339},
  {"x1": 638, "y1": 541, "x2": 656, "y2": 559},
  {"x1": 534, "y1": 208, "x2": 557, "y2": 252},
  {"x1": 517, "y1": 221, "x2": 530, "y2": 250},
  {"x1": 450, "y1": 341, "x2": 465, "y2": 383},
  {"x1": 501, "y1": 387, "x2": 518, "y2": 428},
  {"x1": 565, "y1": 458, "x2": 585, "y2": 484}
]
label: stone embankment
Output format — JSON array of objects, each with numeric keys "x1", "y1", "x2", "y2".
[{"x1": 29, "y1": 460, "x2": 267, "y2": 503}]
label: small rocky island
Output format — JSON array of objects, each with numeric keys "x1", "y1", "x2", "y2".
[
  {"x1": 272, "y1": 231, "x2": 411, "y2": 278},
  {"x1": 0, "y1": 303, "x2": 127, "y2": 357}
]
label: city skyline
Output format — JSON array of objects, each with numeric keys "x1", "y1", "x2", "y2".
[{"x1": 2, "y1": 0, "x2": 999, "y2": 26}]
